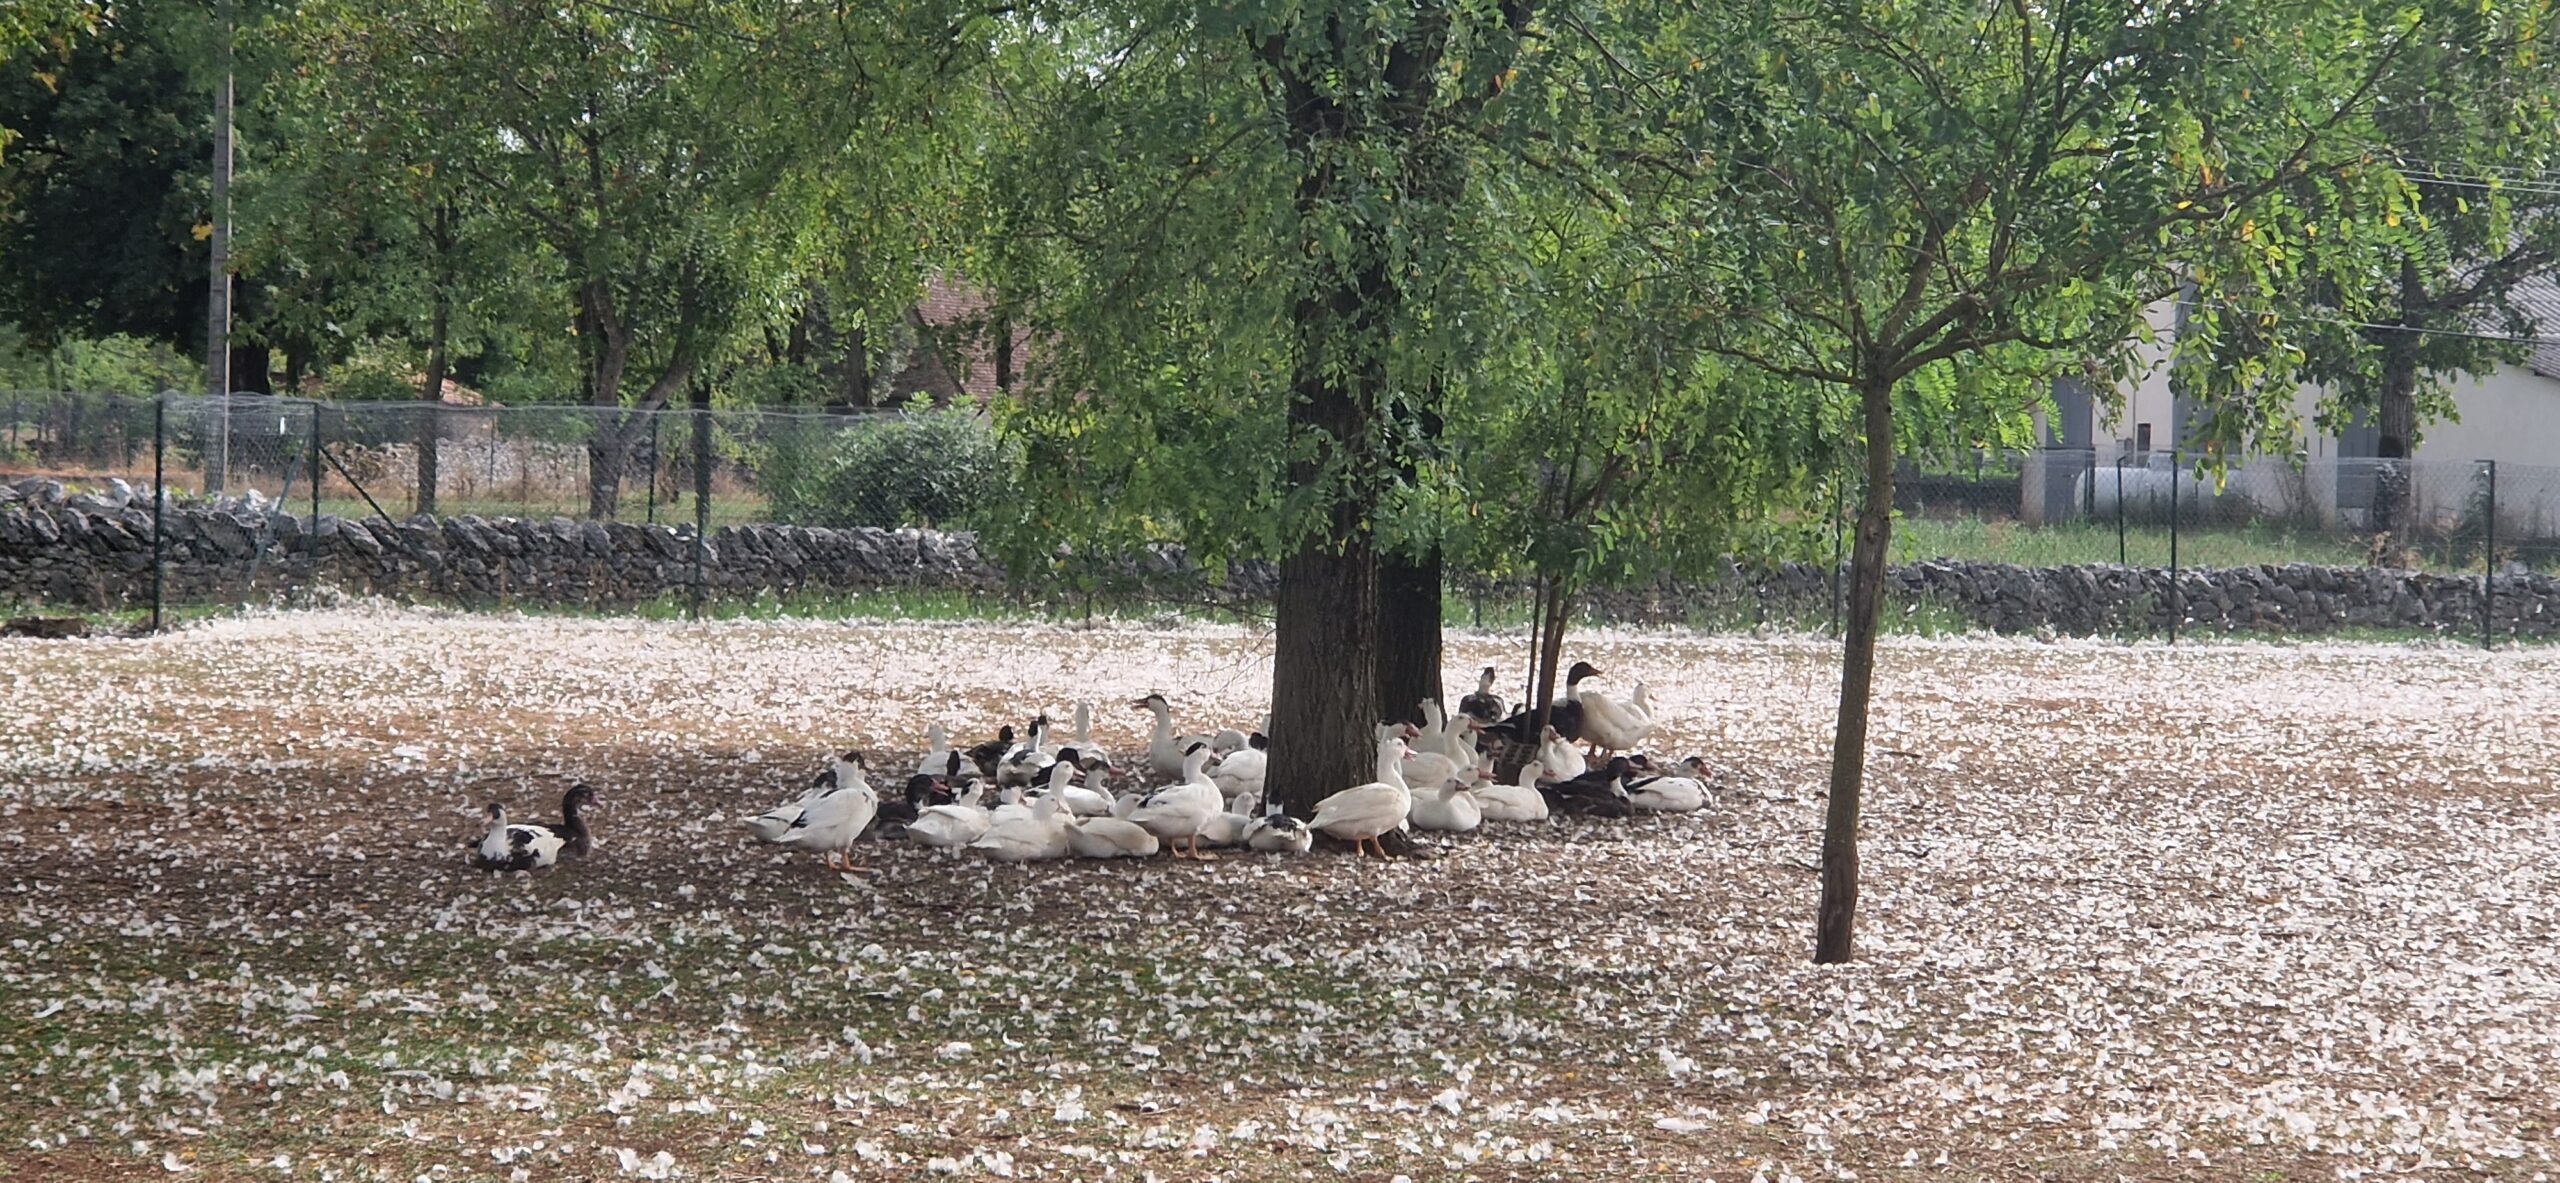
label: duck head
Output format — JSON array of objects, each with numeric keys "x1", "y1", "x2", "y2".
[
  {"x1": 562, "y1": 783, "x2": 598, "y2": 811},
  {"x1": 1565, "y1": 660, "x2": 1602, "y2": 685},
  {"x1": 902, "y1": 774, "x2": 942, "y2": 805},
  {"x1": 1476, "y1": 665, "x2": 1497, "y2": 689},
  {"x1": 484, "y1": 802, "x2": 507, "y2": 823},
  {"x1": 1131, "y1": 692, "x2": 1170, "y2": 712}
]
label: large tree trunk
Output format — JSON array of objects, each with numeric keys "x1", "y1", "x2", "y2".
[
  {"x1": 1269, "y1": 520, "x2": 1383, "y2": 815},
  {"x1": 587, "y1": 435, "x2": 628, "y2": 520},
  {"x1": 1815, "y1": 372, "x2": 1898, "y2": 965},
  {"x1": 1376, "y1": 546, "x2": 1444, "y2": 725}
]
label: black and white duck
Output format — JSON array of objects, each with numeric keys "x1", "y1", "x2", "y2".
[
  {"x1": 1457, "y1": 665, "x2": 1507, "y2": 726},
  {"x1": 966, "y1": 724, "x2": 1016, "y2": 780},
  {"x1": 473, "y1": 784, "x2": 597, "y2": 872},
  {"x1": 1483, "y1": 661, "x2": 1599, "y2": 744},
  {"x1": 1541, "y1": 755, "x2": 1635, "y2": 818}
]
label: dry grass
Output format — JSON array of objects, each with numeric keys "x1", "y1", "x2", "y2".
[{"x1": 2, "y1": 606, "x2": 2556, "y2": 1181}]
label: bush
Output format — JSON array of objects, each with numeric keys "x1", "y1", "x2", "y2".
[{"x1": 763, "y1": 410, "x2": 1005, "y2": 529}]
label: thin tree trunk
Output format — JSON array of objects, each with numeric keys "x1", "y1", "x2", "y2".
[
  {"x1": 417, "y1": 255, "x2": 450, "y2": 516},
  {"x1": 2372, "y1": 255, "x2": 2424, "y2": 547},
  {"x1": 1531, "y1": 575, "x2": 1571, "y2": 736},
  {"x1": 1816, "y1": 372, "x2": 1898, "y2": 965},
  {"x1": 995, "y1": 313, "x2": 1015, "y2": 395},
  {"x1": 1376, "y1": 546, "x2": 1444, "y2": 724}
]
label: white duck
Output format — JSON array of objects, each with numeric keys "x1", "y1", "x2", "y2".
[
  {"x1": 777, "y1": 752, "x2": 880, "y2": 872},
  {"x1": 1402, "y1": 718, "x2": 1474, "y2": 801},
  {"x1": 1309, "y1": 736, "x2": 1418, "y2": 857},
  {"x1": 987, "y1": 784, "x2": 1034, "y2": 826},
  {"x1": 1476, "y1": 758, "x2": 1552, "y2": 823},
  {"x1": 1196, "y1": 790, "x2": 1258, "y2": 849},
  {"x1": 908, "y1": 782, "x2": 993, "y2": 850},
  {"x1": 1066, "y1": 784, "x2": 1161, "y2": 859},
  {"x1": 744, "y1": 770, "x2": 831, "y2": 844},
  {"x1": 1207, "y1": 741, "x2": 1266, "y2": 804},
  {"x1": 1625, "y1": 755, "x2": 1707, "y2": 813},
  {"x1": 1136, "y1": 693, "x2": 1211, "y2": 782},
  {"x1": 1537, "y1": 724, "x2": 1588, "y2": 781},
  {"x1": 1407, "y1": 767, "x2": 1485, "y2": 833},
  {"x1": 1128, "y1": 744, "x2": 1225, "y2": 859},
  {"x1": 1242, "y1": 806, "x2": 1314, "y2": 854},
  {"x1": 1053, "y1": 751, "x2": 1117, "y2": 816},
  {"x1": 473, "y1": 802, "x2": 568, "y2": 872},
  {"x1": 1573, "y1": 666, "x2": 1656, "y2": 755},
  {"x1": 970, "y1": 776, "x2": 1072, "y2": 862},
  {"x1": 1417, "y1": 700, "x2": 1476, "y2": 765}
]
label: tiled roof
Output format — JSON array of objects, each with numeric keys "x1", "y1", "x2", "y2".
[
  {"x1": 897, "y1": 275, "x2": 1031, "y2": 404},
  {"x1": 2509, "y1": 270, "x2": 2560, "y2": 379}
]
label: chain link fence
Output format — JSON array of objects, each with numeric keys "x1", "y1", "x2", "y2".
[
  {"x1": 5, "y1": 389, "x2": 2559, "y2": 642},
  {"x1": 0, "y1": 389, "x2": 996, "y2": 525}
]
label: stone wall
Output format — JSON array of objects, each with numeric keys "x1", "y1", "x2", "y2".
[{"x1": 3, "y1": 477, "x2": 2552, "y2": 636}]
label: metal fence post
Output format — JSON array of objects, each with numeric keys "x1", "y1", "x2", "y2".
[
  {"x1": 646, "y1": 413, "x2": 661, "y2": 525},
  {"x1": 2168, "y1": 449, "x2": 2180, "y2": 646},
  {"x1": 307, "y1": 403, "x2": 322, "y2": 580},
  {"x1": 2483, "y1": 458, "x2": 2497, "y2": 651},
  {"x1": 2114, "y1": 456, "x2": 2126, "y2": 566},
  {"x1": 691, "y1": 404, "x2": 710, "y2": 621},
  {"x1": 151, "y1": 397, "x2": 166, "y2": 632}
]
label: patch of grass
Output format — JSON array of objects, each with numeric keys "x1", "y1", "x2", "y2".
[{"x1": 1895, "y1": 516, "x2": 2377, "y2": 570}]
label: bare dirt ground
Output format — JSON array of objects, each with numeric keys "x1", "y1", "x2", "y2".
[{"x1": 2, "y1": 605, "x2": 2556, "y2": 1181}]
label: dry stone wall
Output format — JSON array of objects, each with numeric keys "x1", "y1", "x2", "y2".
[{"x1": 3, "y1": 478, "x2": 2550, "y2": 636}]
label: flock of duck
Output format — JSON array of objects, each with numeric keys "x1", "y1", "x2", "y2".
[{"x1": 472, "y1": 661, "x2": 1710, "y2": 873}]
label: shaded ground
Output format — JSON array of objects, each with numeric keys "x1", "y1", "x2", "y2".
[{"x1": 2, "y1": 607, "x2": 2556, "y2": 1180}]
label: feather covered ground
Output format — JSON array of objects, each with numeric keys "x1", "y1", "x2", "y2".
[{"x1": 2, "y1": 606, "x2": 2556, "y2": 1181}]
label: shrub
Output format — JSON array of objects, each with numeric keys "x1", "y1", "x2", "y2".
[{"x1": 764, "y1": 410, "x2": 1005, "y2": 530}]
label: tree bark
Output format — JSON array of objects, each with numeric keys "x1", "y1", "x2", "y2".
[
  {"x1": 1516, "y1": 572, "x2": 1576, "y2": 736},
  {"x1": 1815, "y1": 371, "x2": 1898, "y2": 965},
  {"x1": 1376, "y1": 546, "x2": 1444, "y2": 725},
  {"x1": 417, "y1": 229, "x2": 450, "y2": 516},
  {"x1": 228, "y1": 343, "x2": 272, "y2": 394},
  {"x1": 2371, "y1": 255, "x2": 2424, "y2": 546},
  {"x1": 1268, "y1": 518, "x2": 1382, "y2": 815}
]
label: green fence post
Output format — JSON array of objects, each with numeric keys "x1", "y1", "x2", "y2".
[
  {"x1": 151, "y1": 397, "x2": 166, "y2": 632},
  {"x1": 2167, "y1": 451, "x2": 2180, "y2": 646},
  {"x1": 691, "y1": 405, "x2": 710, "y2": 621},
  {"x1": 2483, "y1": 459, "x2": 2497, "y2": 651}
]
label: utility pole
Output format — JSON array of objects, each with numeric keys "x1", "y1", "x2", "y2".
[{"x1": 205, "y1": 0, "x2": 235, "y2": 493}]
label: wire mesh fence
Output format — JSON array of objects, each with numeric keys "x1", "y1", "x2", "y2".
[{"x1": 5, "y1": 389, "x2": 2560, "y2": 643}]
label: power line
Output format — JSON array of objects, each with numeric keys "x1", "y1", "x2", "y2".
[{"x1": 2201, "y1": 301, "x2": 2558, "y2": 347}]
